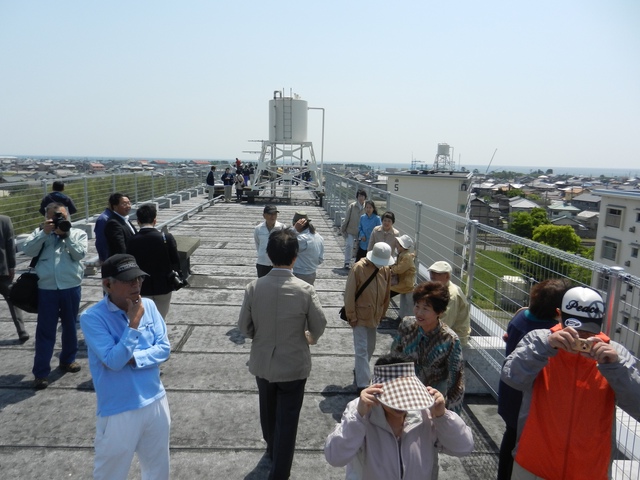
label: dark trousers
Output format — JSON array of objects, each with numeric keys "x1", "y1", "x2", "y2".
[
  {"x1": 0, "y1": 276, "x2": 27, "y2": 337},
  {"x1": 355, "y1": 247, "x2": 367, "y2": 262},
  {"x1": 255, "y1": 376, "x2": 307, "y2": 480},
  {"x1": 33, "y1": 286, "x2": 80, "y2": 378},
  {"x1": 256, "y1": 264, "x2": 273, "y2": 278},
  {"x1": 497, "y1": 424, "x2": 517, "y2": 480}
]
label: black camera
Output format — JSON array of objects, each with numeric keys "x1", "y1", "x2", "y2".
[
  {"x1": 167, "y1": 270, "x2": 188, "y2": 291},
  {"x1": 52, "y1": 212, "x2": 72, "y2": 232}
]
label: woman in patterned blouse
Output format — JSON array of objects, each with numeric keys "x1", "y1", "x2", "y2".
[{"x1": 390, "y1": 281, "x2": 465, "y2": 412}]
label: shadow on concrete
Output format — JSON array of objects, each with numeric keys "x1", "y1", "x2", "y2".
[
  {"x1": 319, "y1": 385, "x2": 357, "y2": 422},
  {"x1": 243, "y1": 452, "x2": 272, "y2": 479},
  {"x1": 0, "y1": 338, "x2": 28, "y2": 346},
  {"x1": 76, "y1": 378, "x2": 95, "y2": 391},
  {"x1": 330, "y1": 268, "x2": 350, "y2": 277},
  {"x1": 0, "y1": 375, "x2": 36, "y2": 410},
  {"x1": 226, "y1": 327, "x2": 246, "y2": 345}
]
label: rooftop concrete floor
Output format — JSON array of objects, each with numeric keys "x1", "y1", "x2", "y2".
[{"x1": 0, "y1": 189, "x2": 501, "y2": 479}]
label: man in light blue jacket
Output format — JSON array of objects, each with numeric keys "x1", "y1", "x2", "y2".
[
  {"x1": 22, "y1": 203, "x2": 87, "y2": 389},
  {"x1": 81, "y1": 254, "x2": 171, "y2": 480}
]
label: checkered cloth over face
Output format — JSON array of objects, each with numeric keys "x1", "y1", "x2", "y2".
[{"x1": 372, "y1": 362, "x2": 434, "y2": 411}]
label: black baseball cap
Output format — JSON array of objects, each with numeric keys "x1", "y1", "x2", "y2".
[{"x1": 101, "y1": 254, "x2": 149, "y2": 281}]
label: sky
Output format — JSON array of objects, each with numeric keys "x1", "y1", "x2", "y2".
[{"x1": 1, "y1": 1, "x2": 639, "y2": 171}]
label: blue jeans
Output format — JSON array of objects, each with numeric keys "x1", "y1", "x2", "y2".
[{"x1": 33, "y1": 286, "x2": 81, "y2": 378}]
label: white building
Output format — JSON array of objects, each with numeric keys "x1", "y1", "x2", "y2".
[
  {"x1": 385, "y1": 170, "x2": 472, "y2": 278},
  {"x1": 592, "y1": 189, "x2": 640, "y2": 355},
  {"x1": 593, "y1": 189, "x2": 640, "y2": 278}
]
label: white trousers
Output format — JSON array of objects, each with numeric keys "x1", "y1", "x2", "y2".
[
  {"x1": 353, "y1": 326, "x2": 377, "y2": 388},
  {"x1": 94, "y1": 395, "x2": 171, "y2": 480},
  {"x1": 344, "y1": 234, "x2": 357, "y2": 264}
]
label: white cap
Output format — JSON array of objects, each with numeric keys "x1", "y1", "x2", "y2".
[
  {"x1": 397, "y1": 234, "x2": 414, "y2": 250},
  {"x1": 428, "y1": 261, "x2": 452, "y2": 274},
  {"x1": 366, "y1": 242, "x2": 395, "y2": 267},
  {"x1": 561, "y1": 287, "x2": 605, "y2": 334}
]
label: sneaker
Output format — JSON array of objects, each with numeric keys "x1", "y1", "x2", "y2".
[
  {"x1": 33, "y1": 377, "x2": 49, "y2": 390},
  {"x1": 18, "y1": 333, "x2": 30, "y2": 343},
  {"x1": 59, "y1": 362, "x2": 81, "y2": 373},
  {"x1": 344, "y1": 263, "x2": 350, "y2": 269}
]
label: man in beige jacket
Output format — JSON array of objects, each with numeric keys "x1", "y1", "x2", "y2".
[{"x1": 239, "y1": 228, "x2": 327, "y2": 480}]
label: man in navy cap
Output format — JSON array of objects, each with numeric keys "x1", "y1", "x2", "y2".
[{"x1": 81, "y1": 254, "x2": 171, "y2": 480}]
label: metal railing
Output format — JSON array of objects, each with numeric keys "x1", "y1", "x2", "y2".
[
  {"x1": 0, "y1": 167, "x2": 210, "y2": 235},
  {"x1": 323, "y1": 172, "x2": 640, "y2": 479}
]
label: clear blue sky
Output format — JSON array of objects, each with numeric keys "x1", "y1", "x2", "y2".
[{"x1": 1, "y1": 1, "x2": 638, "y2": 170}]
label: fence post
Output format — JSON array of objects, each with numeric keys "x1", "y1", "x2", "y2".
[
  {"x1": 604, "y1": 266, "x2": 625, "y2": 337},
  {"x1": 414, "y1": 201, "x2": 423, "y2": 270},
  {"x1": 466, "y1": 220, "x2": 479, "y2": 299},
  {"x1": 83, "y1": 177, "x2": 89, "y2": 221}
]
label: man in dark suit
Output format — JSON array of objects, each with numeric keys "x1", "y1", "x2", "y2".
[
  {"x1": 126, "y1": 204, "x2": 182, "y2": 319},
  {"x1": 238, "y1": 228, "x2": 327, "y2": 480},
  {"x1": 0, "y1": 215, "x2": 29, "y2": 342},
  {"x1": 104, "y1": 193, "x2": 137, "y2": 257}
]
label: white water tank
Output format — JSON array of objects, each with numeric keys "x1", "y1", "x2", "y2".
[
  {"x1": 269, "y1": 92, "x2": 308, "y2": 143},
  {"x1": 437, "y1": 143, "x2": 450, "y2": 156}
]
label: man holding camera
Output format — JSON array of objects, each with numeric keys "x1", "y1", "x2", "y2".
[
  {"x1": 501, "y1": 287, "x2": 640, "y2": 479},
  {"x1": 23, "y1": 203, "x2": 87, "y2": 389}
]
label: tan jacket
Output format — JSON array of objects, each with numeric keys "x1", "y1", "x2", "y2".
[
  {"x1": 390, "y1": 251, "x2": 416, "y2": 294},
  {"x1": 238, "y1": 269, "x2": 327, "y2": 382},
  {"x1": 367, "y1": 225, "x2": 399, "y2": 253},
  {"x1": 440, "y1": 282, "x2": 471, "y2": 347},
  {"x1": 341, "y1": 201, "x2": 365, "y2": 236},
  {"x1": 344, "y1": 258, "x2": 391, "y2": 328}
]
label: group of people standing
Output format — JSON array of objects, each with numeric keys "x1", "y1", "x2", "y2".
[
  {"x1": 4, "y1": 181, "x2": 640, "y2": 480},
  {"x1": 1, "y1": 186, "x2": 180, "y2": 478},
  {"x1": 206, "y1": 162, "x2": 256, "y2": 203}
]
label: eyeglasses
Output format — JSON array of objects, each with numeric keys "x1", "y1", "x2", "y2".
[
  {"x1": 119, "y1": 201, "x2": 132, "y2": 207},
  {"x1": 114, "y1": 277, "x2": 144, "y2": 285}
]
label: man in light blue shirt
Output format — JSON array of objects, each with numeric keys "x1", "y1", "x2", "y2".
[
  {"x1": 22, "y1": 203, "x2": 87, "y2": 389},
  {"x1": 81, "y1": 254, "x2": 171, "y2": 480},
  {"x1": 254, "y1": 205, "x2": 284, "y2": 278}
]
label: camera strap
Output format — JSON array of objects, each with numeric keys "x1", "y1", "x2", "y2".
[
  {"x1": 161, "y1": 232, "x2": 178, "y2": 275},
  {"x1": 28, "y1": 244, "x2": 46, "y2": 269}
]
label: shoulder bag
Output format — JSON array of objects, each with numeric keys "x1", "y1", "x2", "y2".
[
  {"x1": 339, "y1": 267, "x2": 379, "y2": 322},
  {"x1": 9, "y1": 244, "x2": 45, "y2": 314},
  {"x1": 163, "y1": 232, "x2": 188, "y2": 291}
]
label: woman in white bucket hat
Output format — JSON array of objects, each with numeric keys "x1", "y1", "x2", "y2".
[{"x1": 344, "y1": 242, "x2": 395, "y2": 394}]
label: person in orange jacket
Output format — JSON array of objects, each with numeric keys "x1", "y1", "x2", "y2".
[{"x1": 501, "y1": 287, "x2": 640, "y2": 480}]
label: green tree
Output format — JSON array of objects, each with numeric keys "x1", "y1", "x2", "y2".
[
  {"x1": 532, "y1": 225, "x2": 581, "y2": 252},
  {"x1": 508, "y1": 208, "x2": 549, "y2": 239},
  {"x1": 506, "y1": 188, "x2": 525, "y2": 198}
]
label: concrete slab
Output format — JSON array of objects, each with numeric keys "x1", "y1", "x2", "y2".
[{"x1": 0, "y1": 189, "x2": 499, "y2": 479}]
